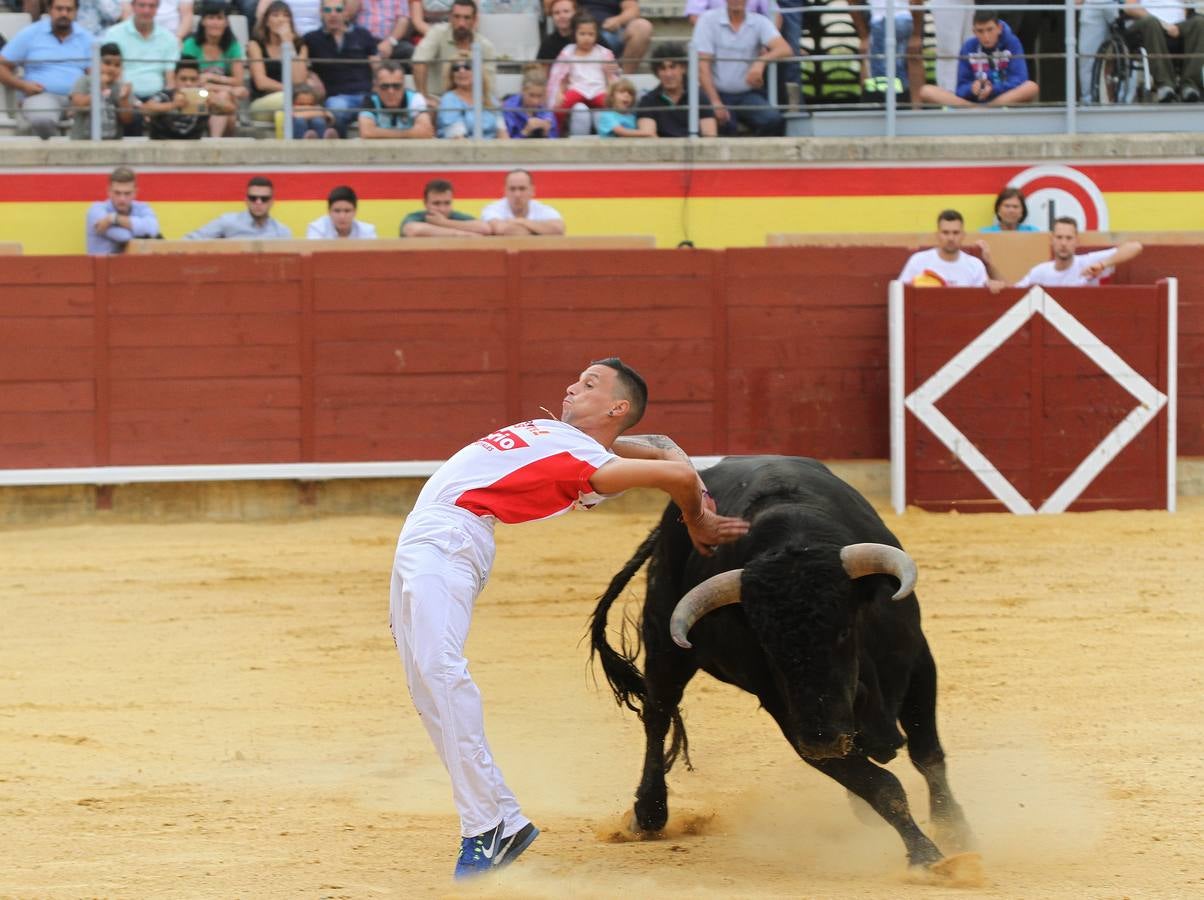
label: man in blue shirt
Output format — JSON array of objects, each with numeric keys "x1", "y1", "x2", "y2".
[
  {"x1": 304, "y1": 0, "x2": 379, "y2": 137},
  {"x1": 184, "y1": 176, "x2": 294, "y2": 240},
  {"x1": 85, "y1": 166, "x2": 161, "y2": 254},
  {"x1": 0, "y1": 0, "x2": 95, "y2": 139},
  {"x1": 692, "y1": 0, "x2": 790, "y2": 136},
  {"x1": 918, "y1": 9, "x2": 1039, "y2": 107}
]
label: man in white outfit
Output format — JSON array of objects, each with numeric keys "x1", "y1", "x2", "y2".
[
  {"x1": 1016, "y1": 216, "x2": 1143, "y2": 287},
  {"x1": 480, "y1": 169, "x2": 567, "y2": 236},
  {"x1": 898, "y1": 209, "x2": 1003, "y2": 287},
  {"x1": 389, "y1": 357, "x2": 749, "y2": 880}
]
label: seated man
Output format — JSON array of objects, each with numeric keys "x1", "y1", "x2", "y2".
[
  {"x1": 635, "y1": 41, "x2": 717, "y2": 137},
  {"x1": 1122, "y1": 0, "x2": 1204, "y2": 103},
  {"x1": 357, "y1": 60, "x2": 434, "y2": 138},
  {"x1": 401, "y1": 178, "x2": 493, "y2": 238},
  {"x1": 918, "y1": 9, "x2": 1038, "y2": 107},
  {"x1": 693, "y1": 0, "x2": 790, "y2": 137},
  {"x1": 304, "y1": 0, "x2": 379, "y2": 137},
  {"x1": 0, "y1": 0, "x2": 95, "y2": 139},
  {"x1": 1016, "y1": 217, "x2": 1143, "y2": 287},
  {"x1": 898, "y1": 208, "x2": 1002, "y2": 288},
  {"x1": 141, "y1": 59, "x2": 234, "y2": 140}
]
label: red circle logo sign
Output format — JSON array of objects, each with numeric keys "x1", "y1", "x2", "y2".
[{"x1": 1008, "y1": 165, "x2": 1110, "y2": 232}]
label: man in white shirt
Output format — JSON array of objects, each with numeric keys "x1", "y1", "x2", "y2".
[
  {"x1": 898, "y1": 209, "x2": 1001, "y2": 288},
  {"x1": 1123, "y1": 0, "x2": 1204, "y2": 102},
  {"x1": 305, "y1": 185, "x2": 377, "y2": 239},
  {"x1": 1015, "y1": 217, "x2": 1144, "y2": 288},
  {"x1": 481, "y1": 169, "x2": 566, "y2": 236}
]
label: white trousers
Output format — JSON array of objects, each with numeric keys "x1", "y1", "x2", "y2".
[
  {"x1": 932, "y1": 0, "x2": 975, "y2": 92},
  {"x1": 389, "y1": 505, "x2": 530, "y2": 839}
]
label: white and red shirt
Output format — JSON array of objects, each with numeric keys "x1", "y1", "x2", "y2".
[
  {"x1": 1016, "y1": 248, "x2": 1116, "y2": 288},
  {"x1": 897, "y1": 248, "x2": 989, "y2": 287},
  {"x1": 413, "y1": 419, "x2": 618, "y2": 525}
]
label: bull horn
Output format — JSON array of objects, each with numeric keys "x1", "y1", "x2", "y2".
[
  {"x1": 839, "y1": 543, "x2": 917, "y2": 601},
  {"x1": 669, "y1": 569, "x2": 743, "y2": 650}
]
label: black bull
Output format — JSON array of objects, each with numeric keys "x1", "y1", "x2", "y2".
[{"x1": 589, "y1": 456, "x2": 973, "y2": 867}]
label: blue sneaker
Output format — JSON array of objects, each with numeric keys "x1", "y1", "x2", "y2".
[
  {"x1": 496, "y1": 822, "x2": 540, "y2": 868},
  {"x1": 453, "y1": 823, "x2": 503, "y2": 880}
]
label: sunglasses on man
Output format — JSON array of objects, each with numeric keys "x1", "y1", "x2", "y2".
[{"x1": 247, "y1": 194, "x2": 272, "y2": 202}]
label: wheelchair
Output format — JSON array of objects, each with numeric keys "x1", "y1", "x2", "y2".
[{"x1": 1090, "y1": 15, "x2": 1152, "y2": 104}]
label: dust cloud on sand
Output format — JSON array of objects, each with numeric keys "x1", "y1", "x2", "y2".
[{"x1": 1, "y1": 498, "x2": 1202, "y2": 898}]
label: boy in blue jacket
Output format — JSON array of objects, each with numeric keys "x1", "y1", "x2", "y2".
[{"x1": 919, "y1": 9, "x2": 1039, "y2": 107}]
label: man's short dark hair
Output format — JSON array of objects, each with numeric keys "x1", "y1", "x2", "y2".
[
  {"x1": 651, "y1": 42, "x2": 686, "y2": 72},
  {"x1": 100, "y1": 42, "x2": 122, "y2": 58},
  {"x1": 175, "y1": 58, "x2": 200, "y2": 74},
  {"x1": 423, "y1": 178, "x2": 454, "y2": 200},
  {"x1": 248, "y1": 175, "x2": 274, "y2": 193},
  {"x1": 973, "y1": 9, "x2": 999, "y2": 25},
  {"x1": 594, "y1": 357, "x2": 648, "y2": 429},
  {"x1": 109, "y1": 166, "x2": 135, "y2": 185},
  {"x1": 1053, "y1": 216, "x2": 1079, "y2": 231},
  {"x1": 328, "y1": 185, "x2": 357, "y2": 208},
  {"x1": 451, "y1": 0, "x2": 476, "y2": 13},
  {"x1": 937, "y1": 209, "x2": 964, "y2": 226},
  {"x1": 377, "y1": 60, "x2": 403, "y2": 77}
]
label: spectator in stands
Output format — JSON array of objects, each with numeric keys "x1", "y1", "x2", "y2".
[
  {"x1": 400, "y1": 178, "x2": 493, "y2": 237},
  {"x1": 436, "y1": 57, "x2": 506, "y2": 137},
  {"x1": 852, "y1": 0, "x2": 914, "y2": 101},
  {"x1": 408, "y1": 0, "x2": 450, "y2": 40},
  {"x1": 685, "y1": 0, "x2": 775, "y2": 27},
  {"x1": 501, "y1": 67, "x2": 557, "y2": 137},
  {"x1": 547, "y1": 12, "x2": 618, "y2": 134},
  {"x1": 411, "y1": 0, "x2": 496, "y2": 104},
  {"x1": 105, "y1": 0, "x2": 181, "y2": 134},
  {"x1": 185, "y1": 175, "x2": 293, "y2": 239},
  {"x1": 694, "y1": 0, "x2": 790, "y2": 136},
  {"x1": 307, "y1": 185, "x2": 378, "y2": 238},
  {"x1": 0, "y1": 0, "x2": 94, "y2": 139},
  {"x1": 68, "y1": 41, "x2": 133, "y2": 139},
  {"x1": 120, "y1": 0, "x2": 192, "y2": 42},
  {"x1": 358, "y1": 58, "x2": 433, "y2": 136},
  {"x1": 305, "y1": 0, "x2": 378, "y2": 135},
  {"x1": 76, "y1": 0, "x2": 123, "y2": 36},
  {"x1": 918, "y1": 10, "x2": 1038, "y2": 107},
  {"x1": 635, "y1": 40, "x2": 717, "y2": 136},
  {"x1": 141, "y1": 57, "x2": 233, "y2": 138},
  {"x1": 931, "y1": 0, "x2": 972, "y2": 92},
  {"x1": 537, "y1": 0, "x2": 575, "y2": 64},
  {"x1": 85, "y1": 166, "x2": 160, "y2": 254},
  {"x1": 1015, "y1": 217, "x2": 1143, "y2": 287},
  {"x1": 181, "y1": 0, "x2": 246, "y2": 137},
  {"x1": 685, "y1": 0, "x2": 792, "y2": 107},
  {"x1": 982, "y1": 186, "x2": 1039, "y2": 232},
  {"x1": 290, "y1": 81, "x2": 337, "y2": 135},
  {"x1": 569, "y1": 0, "x2": 651, "y2": 73},
  {"x1": 898, "y1": 208, "x2": 1001, "y2": 288},
  {"x1": 357, "y1": 0, "x2": 414, "y2": 62},
  {"x1": 481, "y1": 168, "x2": 565, "y2": 235},
  {"x1": 1122, "y1": 0, "x2": 1204, "y2": 103},
  {"x1": 247, "y1": 0, "x2": 310, "y2": 123},
  {"x1": 255, "y1": 0, "x2": 322, "y2": 40},
  {"x1": 596, "y1": 76, "x2": 649, "y2": 136}
]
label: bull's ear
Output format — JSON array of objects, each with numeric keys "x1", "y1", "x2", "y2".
[{"x1": 851, "y1": 574, "x2": 901, "y2": 606}]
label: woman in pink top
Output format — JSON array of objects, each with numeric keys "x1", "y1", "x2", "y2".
[{"x1": 547, "y1": 14, "x2": 619, "y2": 134}]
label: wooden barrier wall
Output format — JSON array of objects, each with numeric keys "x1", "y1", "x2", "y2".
[{"x1": 0, "y1": 246, "x2": 1199, "y2": 471}]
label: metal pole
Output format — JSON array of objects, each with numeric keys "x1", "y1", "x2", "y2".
[
  {"x1": 885, "y1": 0, "x2": 897, "y2": 138},
  {"x1": 472, "y1": 40, "x2": 483, "y2": 140},
  {"x1": 688, "y1": 42, "x2": 699, "y2": 138},
  {"x1": 1063, "y1": 0, "x2": 1077, "y2": 132},
  {"x1": 281, "y1": 41, "x2": 294, "y2": 141},
  {"x1": 90, "y1": 41, "x2": 102, "y2": 141}
]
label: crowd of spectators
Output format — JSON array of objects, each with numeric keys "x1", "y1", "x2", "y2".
[
  {"x1": 81, "y1": 165, "x2": 565, "y2": 251},
  {"x1": 3, "y1": 0, "x2": 1203, "y2": 142}
]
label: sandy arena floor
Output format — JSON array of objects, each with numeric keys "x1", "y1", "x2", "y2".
[{"x1": 2, "y1": 497, "x2": 1202, "y2": 899}]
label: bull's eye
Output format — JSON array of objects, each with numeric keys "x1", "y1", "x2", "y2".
[{"x1": 836, "y1": 627, "x2": 852, "y2": 645}]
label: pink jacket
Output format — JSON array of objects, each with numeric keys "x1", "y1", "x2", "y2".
[{"x1": 547, "y1": 43, "x2": 619, "y2": 104}]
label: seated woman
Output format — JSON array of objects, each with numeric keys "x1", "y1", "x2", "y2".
[
  {"x1": 982, "y1": 186, "x2": 1039, "y2": 232},
  {"x1": 436, "y1": 59, "x2": 508, "y2": 139},
  {"x1": 246, "y1": 0, "x2": 312, "y2": 123},
  {"x1": 181, "y1": 0, "x2": 249, "y2": 137}
]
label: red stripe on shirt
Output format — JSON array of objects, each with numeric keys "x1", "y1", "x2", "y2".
[{"x1": 454, "y1": 451, "x2": 599, "y2": 524}]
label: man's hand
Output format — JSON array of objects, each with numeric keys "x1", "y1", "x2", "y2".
[
  {"x1": 686, "y1": 507, "x2": 750, "y2": 557},
  {"x1": 1080, "y1": 260, "x2": 1108, "y2": 279},
  {"x1": 713, "y1": 102, "x2": 730, "y2": 125},
  {"x1": 23, "y1": 80, "x2": 45, "y2": 95},
  {"x1": 986, "y1": 278, "x2": 1007, "y2": 294},
  {"x1": 93, "y1": 214, "x2": 115, "y2": 234},
  {"x1": 425, "y1": 210, "x2": 450, "y2": 226},
  {"x1": 745, "y1": 60, "x2": 766, "y2": 88},
  {"x1": 974, "y1": 239, "x2": 993, "y2": 262}
]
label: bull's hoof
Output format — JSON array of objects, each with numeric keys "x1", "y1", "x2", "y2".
[
  {"x1": 632, "y1": 798, "x2": 668, "y2": 834},
  {"x1": 905, "y1": 852, "x2": 985, "y2": 888},
  {"x1": 627, "y1": 809, "x2": 666, "y2": 839}
]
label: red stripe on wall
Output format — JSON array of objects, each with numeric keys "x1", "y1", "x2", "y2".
[{"x1": 8, "y1": 163, "x2": 1204, "y2": 203}]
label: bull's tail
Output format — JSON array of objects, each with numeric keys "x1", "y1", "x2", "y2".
[
  {"x1": 589, "y1": 525, "x2": 661, "y2": 716},
  {"x1": 589, "y1": 524, "x2": 693, "y2": 774}
]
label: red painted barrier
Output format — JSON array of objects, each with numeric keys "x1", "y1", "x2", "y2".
[{"x1": 0, "y1": 247, "x2": 1199, "y2": 472}]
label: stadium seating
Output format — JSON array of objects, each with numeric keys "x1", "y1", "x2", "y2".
[{"x1": 0, "y1": 12, "x2": 33, "y2": 135}]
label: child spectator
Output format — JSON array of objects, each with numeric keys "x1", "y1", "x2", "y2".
[
  {"x1": 596, "y1": 76, "x2": 650, "y2": 137},
  {"x1": 918, "y1": 10, "x2": 1038, "y2": 108},
  {"x1": 547, "y1": 13, "x2": 618, "y2": 134},
  {"x1": 501, "y1": 68, "x2": 558, "y2": 138},
  {"x1": 141, "y1": 58, "x2": 234, "y2": 140},
  {"x1": 68, "y1": 42, "x2": 134, "y2": 140},
  {"x1": 436, "y1": 58, "x2": 507, "y2": 139},
  {"x1": 291, "y1": 83, "x2": 338, "y2": 138},
  {"x1": 181, "y1": 0, "x2": 248, "y2": 137}
]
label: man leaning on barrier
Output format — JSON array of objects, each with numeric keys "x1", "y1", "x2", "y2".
[
  {"x1": 185, "y1": 176, "x2": 293, "y2": 240},
  {"x1": 400, "y1": 178, "x2": 493, "y2": 238},
  {"x1": 1015, "y1": 217, "x2": 1144, "y2": 288},
  {"x1": 693, "y1": 0, "x2": 790, "y2": 136},
  {"x1": 0, "y1": 0, "x2": 94, "y2": 139}
]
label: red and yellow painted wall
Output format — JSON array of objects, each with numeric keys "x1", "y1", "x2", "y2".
[{"x1": 3, "y1": 161, "x2": 1203, "y2": 254}]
